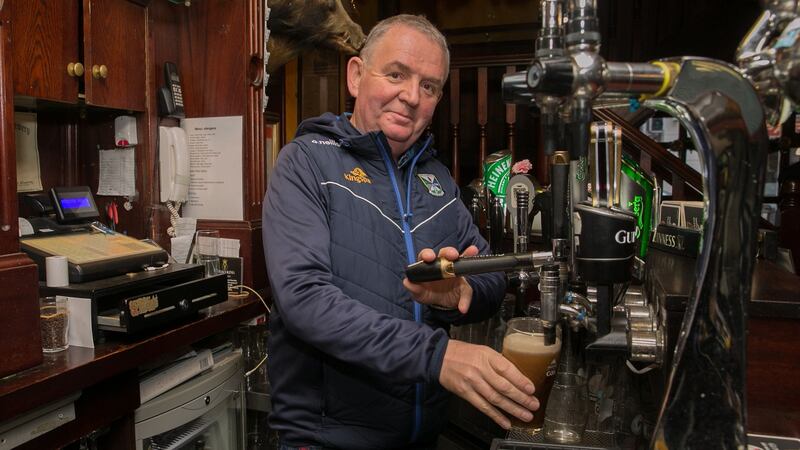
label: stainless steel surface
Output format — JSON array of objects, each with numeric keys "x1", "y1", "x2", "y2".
[
  {"x1": 605, "y1": 62, "x2": 665, "y2": 93},
  {"x1": 736, "y1": 1, "x2": 800, "y2": 124},
  {"x1": 537, "y1": 0, "x2": 565, "y2": 58},
  {"x1": 626, "y1": 305, "x2": 655, "y2": 332},
  {"x1": 647, "y1": 58, "x2": 768, "y2": 449},
  {"x1": 628, "y1": 329, "x2": 664, "y2": 365},
  {"x1": 539, "y1": 265, "x2": 561, "y2": 329}
]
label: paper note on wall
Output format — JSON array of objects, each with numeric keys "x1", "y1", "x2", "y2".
[
  {"x1": 14, "y1": 112, "x2": 43, "y2": 192},
  {"x1": 180, "y1": 116, "x2": 244, "y2": 220},
  {"x1": 98, "y1": 148, "x2": 136, "y2": 196}
]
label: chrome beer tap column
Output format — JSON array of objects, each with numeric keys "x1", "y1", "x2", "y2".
[{"x1": 646, "y1": 58, "x2": 768, "y2": 449}]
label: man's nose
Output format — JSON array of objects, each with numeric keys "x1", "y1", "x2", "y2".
[{"x1": 398, "y1": 80, "x2": 420, "y2": 107}]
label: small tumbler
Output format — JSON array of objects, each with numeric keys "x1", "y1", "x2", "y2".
[
  {"x1": 195, "y1": 230, "x2": 221, "y2": 277},
  {"x1": 40, "y1": 296, "x2": 69, "y2": 353}
]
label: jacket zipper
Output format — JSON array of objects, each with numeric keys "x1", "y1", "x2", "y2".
[{"x1": 375, "y1": 134, "x2": 430, "y2": 444}]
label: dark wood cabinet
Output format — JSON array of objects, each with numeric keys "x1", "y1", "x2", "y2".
[
  {"x1": 10, "y1": 0, "x2": 146, "y2": 111},
  {"x1": 0, "y1": 0, "x2": 269, "y2": 383},
  {"x1": 9, "y1": 0, "x2": 80, "y2": 104},
  {"x1": 83, "y1": 0, "x2": 147, "y2": 111}
]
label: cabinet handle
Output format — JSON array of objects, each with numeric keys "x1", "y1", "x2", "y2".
[
  {"x1": 67, "y1": 62, "x2": 84, "y2": 77},
  {"x1": 92, "y1": 64, "x2": 108, "y2": 79}
]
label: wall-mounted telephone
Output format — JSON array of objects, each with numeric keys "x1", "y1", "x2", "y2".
[
  {"x1": 158, "y1": 62, "x2": 185, "y2": 118},
  {"x1": 159, "y1": 126, "x2": 190, "y2": 203}
]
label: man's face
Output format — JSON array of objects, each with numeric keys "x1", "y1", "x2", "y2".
[{"x1": 347, "y1": 24, "x2": 447, "y2": 158}]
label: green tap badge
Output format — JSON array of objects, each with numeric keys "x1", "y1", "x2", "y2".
[{"x1": 483, "y1": 151, "x2": 511, "y2": 208}]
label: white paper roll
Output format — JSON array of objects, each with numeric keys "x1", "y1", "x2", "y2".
[{"x1": 46, "y1": 255, "x2": 69, "y2": 287}]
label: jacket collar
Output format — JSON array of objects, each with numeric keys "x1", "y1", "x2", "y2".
[{"x1": 337, "y1": 113, "x2": 436, "y2": 169}]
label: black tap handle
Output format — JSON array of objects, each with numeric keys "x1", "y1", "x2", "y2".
[
  {"x1": 570, "y1": 97, "x2": 592, "y2": 160},
  {"x1": 489, "y1": 197, "x2": 505, "y2": 253},
  {"x1": 551, "y1": 154, "x2": 570, "y2": 240},
  {"x1": 406, "y1": 253, "x2": 536, "y2": 283}
]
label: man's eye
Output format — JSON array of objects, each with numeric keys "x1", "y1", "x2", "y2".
[
  {"x1": 388, "y1": 72, "x2": 403, "y2": 80},
  {"x1": 422, "y1": 82, "x2": 439, "y2": 96}
]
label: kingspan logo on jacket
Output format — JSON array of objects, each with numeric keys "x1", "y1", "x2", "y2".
[
  {"x1": 262, "y1": 112, "x2": 505, "y2": 449},
  {"x1": 344, "y1": 166, "x2": 372, "y2": 184}
]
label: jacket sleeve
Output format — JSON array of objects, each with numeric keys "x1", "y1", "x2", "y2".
[
  {"x1": 428, "y1": 184, "x2": 507, "y2": 326},
  {"x1": 263, "y1": 143, "x2": 448, "y2": 386}
]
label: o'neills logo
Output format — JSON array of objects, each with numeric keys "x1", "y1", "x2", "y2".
[
  {"x1": 311, "y1": 139, "x2": 340, "y2": 147},
  {"x1": 344, "y1": 167, "x2": 371, "y2": 184},
  {"x1": 653, "y1": 231, "x2": 685, "y2": 250}
]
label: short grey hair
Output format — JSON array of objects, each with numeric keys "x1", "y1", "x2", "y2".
[{"x1": 360, "y1": 14, "x2": 450, "y2": 80}]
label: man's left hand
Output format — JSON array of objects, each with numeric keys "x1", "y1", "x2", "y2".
[{"x1": 403, "y1": 245, "x2": 478, "y2": 314}]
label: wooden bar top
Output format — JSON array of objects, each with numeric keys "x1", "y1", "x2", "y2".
[{"x1": 0, "y1": 296, "x2": 265, "y2": 423}]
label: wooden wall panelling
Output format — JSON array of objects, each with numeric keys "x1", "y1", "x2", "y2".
[
  {"x1": 505, "y1": 65, "x2": 516, "y2": 160},
  {"x1": 18, "y1": 110, "x2": 81, "y2": 220},
  {"x1": 1, "y1": 5, "x2": 61, "y2": 381},
  {"x1": 283, "y1": 59, "x2": 299, "y2": 143},
  {"x1": 747, "y1": 317, "x2": 800, "y2": 437},
  {"x1": 180, "y1": 0, "x2": 267, "y2": 229},
  {"x1": 435, "y1": 42, "x2": 535, "y2": 188},
  {"x1": 182, "y1": 1, "x2": 248, "y2": 119},
  {"x1": 449, "y1": 68, "x2": 460, "y2": 185},
  {"x1": 0, "y1": 255, "x2": 41, "y2": 378},
  {"x1": 477, "y1": 66, "x2": 487, "y2": 174},
  {"x1": 159, "y1": 0, "x2": 267, "y2": 289},
  {"x1": 146, "y1": 0, "x2": 184, "y2": 247},
  {"x1": 0, "y1": 3, "x2": 19, "y2": 253},
  {"x1": 486, "y1": 66, "x2": 510, "y2": 158},
  {"x1": 246, "y1": 0, "x2": 266, "y2": 221}
]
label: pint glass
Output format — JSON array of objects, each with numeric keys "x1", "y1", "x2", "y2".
[{"x1": 501, "y1": 317, "x2": 561, "y2": 432}]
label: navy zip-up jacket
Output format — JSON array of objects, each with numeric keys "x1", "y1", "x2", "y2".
[{"x1": 263, "y1": 112, "x2": 506, "y2": 449}]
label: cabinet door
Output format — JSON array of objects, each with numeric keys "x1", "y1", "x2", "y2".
[
  {"x1": 83, "y1": 0, "x2": 146, "y2": 111},
  {"x1": 11, "y1": 0, "x2": 81, "y2": 103}
]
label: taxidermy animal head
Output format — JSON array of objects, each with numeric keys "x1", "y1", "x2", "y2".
[{"x1": 267, "y1": 0, "x2": 366, "y2": 73}]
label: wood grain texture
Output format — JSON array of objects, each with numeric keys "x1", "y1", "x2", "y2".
[
  {"x1": 0, "y1": 3, "x2": 20, "y2": 253},
  {"x1": 747, "y1": 317, "x2": 800, "y2": 438},
  {"x1": 0, "y1": 254, "x2": 41, "y2": 379},
  {"x1": 83, "y1": 0, "x2": 146, "y2": 111},
  {"x1": 10, "y1": 0, "x2": 80, "y2": 103},
  {"x1": 449, "y1": 69, "x2": 460, "y2": 184},
  {"x1": 0, "y1": 297, "x2": 264, "y2": 423}
]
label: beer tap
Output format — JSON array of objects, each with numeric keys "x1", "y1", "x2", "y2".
[
  {"x1": 502, "y1": 0, "x2": 678, "y2": 346},
  {"x1": 510, "y1": 187, "x2": 536, "y2": 316}
]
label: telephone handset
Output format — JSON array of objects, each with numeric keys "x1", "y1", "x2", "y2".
[
  {"x1": 159, "y1": 126, "x2": 190, "y2": 203},
  {"x1": 158, "y1": 62, "x2": 185, "y2": 118}
]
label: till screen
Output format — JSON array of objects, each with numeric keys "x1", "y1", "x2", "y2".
[{"x1": 60, "y1": 197, "x2": 92, "y2": 210}]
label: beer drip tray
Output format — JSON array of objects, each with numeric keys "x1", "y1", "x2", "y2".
[{"x1": 492, "y1": 429, "x2": 616, "y2": 450}]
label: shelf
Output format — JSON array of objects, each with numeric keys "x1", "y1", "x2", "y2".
[{"x1": 0, "y1": 297, "x2": 265, "y2": 424}]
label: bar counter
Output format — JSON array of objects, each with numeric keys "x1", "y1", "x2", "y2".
[
  {"x1": 0, "y1": 296, "x2": 265, "y2": 449},
  {"x1": 647, "y1": 249, "x2": 800, "y2": 438}
]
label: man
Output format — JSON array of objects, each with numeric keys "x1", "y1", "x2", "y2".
[{"x1": 263, "y1": 14, "x2": 539, "y2": 449}]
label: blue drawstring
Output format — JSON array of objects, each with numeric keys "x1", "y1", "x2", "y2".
[{"x1": 374, "y1": 133, "x2": 431, "y2": 444}]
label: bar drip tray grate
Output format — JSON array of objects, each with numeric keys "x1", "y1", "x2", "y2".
[{"x1": 491, "y1": 428, "x2": 617, "y2": 450}]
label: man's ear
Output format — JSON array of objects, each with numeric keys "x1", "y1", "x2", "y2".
[{"x1": 346, "y1": 56, "x2": 364, "y2": 98}]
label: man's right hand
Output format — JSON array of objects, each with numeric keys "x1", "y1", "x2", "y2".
[{"x1": 439, "y1": 339, "x2": 540, "y2": 429}]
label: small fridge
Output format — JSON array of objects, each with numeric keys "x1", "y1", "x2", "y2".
[{"x1": 134, "y1": 351, "x2": 245, "y2": 450}]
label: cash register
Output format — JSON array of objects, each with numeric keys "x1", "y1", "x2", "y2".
[{"x1": 20, "y1": 186, "x2": 227, "y2": 341}]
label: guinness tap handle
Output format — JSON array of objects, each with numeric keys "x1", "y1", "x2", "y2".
[{"x1": 406, "y1": 253, "x2": 547, "y2": 283}]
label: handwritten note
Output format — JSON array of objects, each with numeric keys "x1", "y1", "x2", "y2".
[{"x1": 98, "y1": 148, "x2": 136, "y2": 196}]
